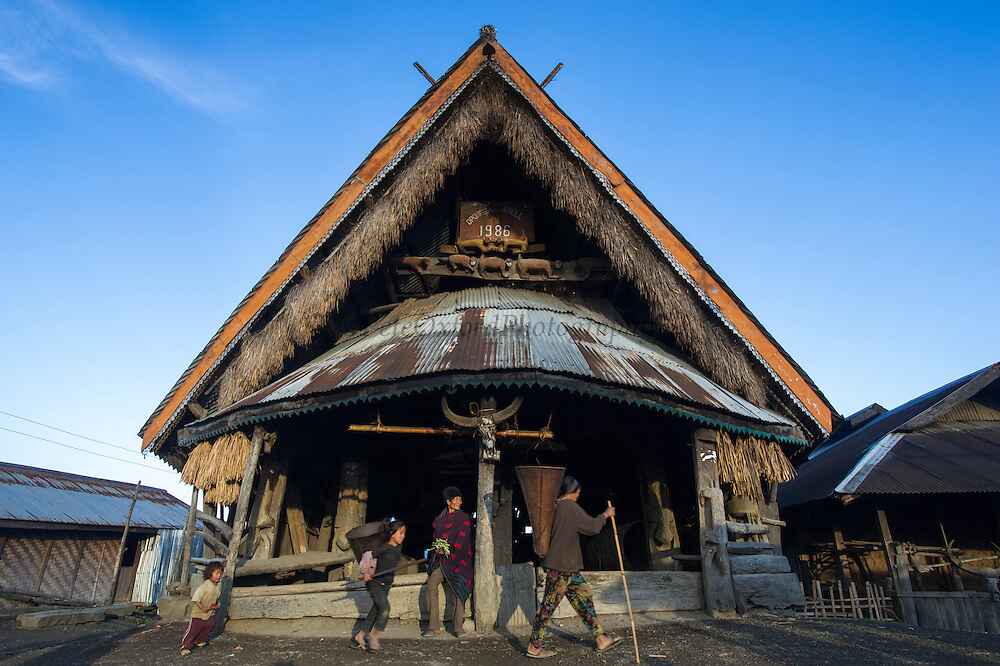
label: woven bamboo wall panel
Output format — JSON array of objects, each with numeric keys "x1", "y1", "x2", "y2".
[
  {"x1": 38, "y1": 539, "x2": 78, "y2": 599},
  {"x1": 0, "y1": 537, "x2": 45, "y2": 594}
]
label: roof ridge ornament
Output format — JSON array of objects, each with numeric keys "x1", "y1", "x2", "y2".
[{"x1": 480, "y1": 24, "x2": 497, "y2": 41}]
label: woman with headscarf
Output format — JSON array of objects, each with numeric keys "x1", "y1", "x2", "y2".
[
  {"x1": 526, "y1": 475, "x2": 623, "y2": 658},
  {"x1": 423, "y1": 486, "x2": 473, "y2": 637}
]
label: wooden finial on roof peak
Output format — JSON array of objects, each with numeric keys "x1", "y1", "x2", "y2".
[{"x1": 480, "y1": 25, "x2": 497, "y2": 41}]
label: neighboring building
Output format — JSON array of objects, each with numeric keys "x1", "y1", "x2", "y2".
[
  {"x1": 780, "y1": 363, "x2": 1000, "y2": 600},
  {"x1": 141, "y1": 26, "x2": 839, "y2": 631},
  {"x1": 0, "y1": 462, "x2": 196, "y2": 606}
]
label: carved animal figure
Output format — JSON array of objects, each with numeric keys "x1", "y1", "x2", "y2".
[
  {"x1": 516, "y1": 257, "x2": 555, "y2": 279},
  {"x1": 477, "y1": 255, "x2": 510, "y2": 276},
  {"x1": 447, "y1": 254, "x2": 477, "y2": 273},
  {"x1": 398, "y1": 256, "x2": 432, "y2": 273}
]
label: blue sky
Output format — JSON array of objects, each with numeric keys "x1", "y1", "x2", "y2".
[{"x1": 1, "y1": 1, "x2": 996, "y2": 500}]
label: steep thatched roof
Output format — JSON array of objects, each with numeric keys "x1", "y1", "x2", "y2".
[{"x1": 141, "y1": 29, "x2": 836, "y2": 458}]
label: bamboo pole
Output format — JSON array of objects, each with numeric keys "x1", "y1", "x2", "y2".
[
  {"x1": 347, "y1": 423, "x2": 553, "y2": 440},
  {"x1": 107, "y1": 480, "x2": 141, "y2": 605},
  {"x1": 609, "y1": 501, "x2": 640, "y2": 664}
]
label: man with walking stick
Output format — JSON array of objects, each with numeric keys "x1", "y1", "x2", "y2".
[{"x1": 525, "y1": 476, "x2": 624, "y2": 659}]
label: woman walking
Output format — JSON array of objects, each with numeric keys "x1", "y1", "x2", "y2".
[
  {"x1": 352, "y1": 519, "x2": 407, "y2": 653},
  {"x1": 526, "y1": 476, "x2": 623, "y2": 659}
]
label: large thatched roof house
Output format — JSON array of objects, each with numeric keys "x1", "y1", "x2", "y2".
[{"x1": 142, "y1": 27, "x2": 837, "y2": 633}]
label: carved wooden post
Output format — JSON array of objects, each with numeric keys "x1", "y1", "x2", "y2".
[
  {"x1": 637, "y1": 448, "x2": 680, "y2": 570},
  {"x1": 251, "y1": 460, "x2": 287, "y2": 559},
  {"x1": 214, "y1": 427, "x2": 265, "y2": 635},
  {"x1": 474, "y1": 401, "x2": 501, "y2": 632},
  {"x1": 692, "y1": 428, "x2": 736, "y2": 617},
  {"x1": 331, "y1": 460, "x2": 368, "y2": 577}
]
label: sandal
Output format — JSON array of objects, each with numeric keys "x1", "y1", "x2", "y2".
[
  {"x1": 596, "y1": 634, "x2": 624, "y2": 653},
  {"x1": 526, "y1": 647, "x2": 557, "y2": 659},
  {"x1": 349, "y1": 637, "x2": 366, "y2": 651}
]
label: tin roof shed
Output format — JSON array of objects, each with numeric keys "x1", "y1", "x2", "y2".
[{"x1": 0, "y1": 462, "x2": 190, "y2": 530}]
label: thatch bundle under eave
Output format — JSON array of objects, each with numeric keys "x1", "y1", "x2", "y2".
[
  {"x1": 177, "y1": 432, "x2": 253, "y2": 505},
  {"x1": 214, "y1": 72, "x2": 778, "y2": 425},
  {"x1": 716, "y1": 430, "x2": 797, "y2": 504}
]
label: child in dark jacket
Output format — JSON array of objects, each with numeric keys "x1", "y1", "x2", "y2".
[{"x1": 352, "y1": 520, "x2": 406, "y2": 653}]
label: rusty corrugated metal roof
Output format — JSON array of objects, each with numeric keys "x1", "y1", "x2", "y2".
[
  {"x1": 220, "y1": 287, "x2": 794, "y2": 430},
  {"x1": 0, "y1": 462, "x2": 190, "y2": 529}
]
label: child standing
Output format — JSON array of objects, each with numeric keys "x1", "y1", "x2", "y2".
[
  {"x1": 180, "y1": 561, "x2": 222, "y2": 656},
  {"x1": 352, "y1": 519, "x2": 406, "y2": 653}
]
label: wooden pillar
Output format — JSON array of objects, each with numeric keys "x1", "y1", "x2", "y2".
[
  {"x1": 251, "y1": 460, "x2": 288, "y2": 560},
  {"x1": 759, "y1": 483, "x2": 783, "y2": 552},
  {"x1": 494, "y1": 475, "x2": 514, "y2": 567},
  {"x1": 175, "y1": 486, "x2": 200, "y2": 588},
  {"x1": 637, "y1": 449, "x2": 680, "y2": 570},
  {"x1": 331, "y1": 460, "x2": 368, "y2": 576},
  {"x1": 317, "y1": 494, "x2": 337, "y2": 553},
  {"x1": 832, "y1": 528, "x2": 852, "y2": 585},
  {"x1": 692, "y1": 428, "x2": 736, "y2": 617},
  {"x1": 876, "y1": 509, "x2": 917, "y2": 625},
  {"x1": 474, "y1": 441, "x2": 499, "y2": 632},
  {"x1": 214, "y1": 427, "x2": 265, "y2": 635},
  {"x1": 284, "y1": 486, "x2": 309, "y2": 554}
]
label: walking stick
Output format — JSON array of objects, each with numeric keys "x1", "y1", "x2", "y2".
[{"x1": 608, "y1": 500, "x2": 641, "y2": 664}]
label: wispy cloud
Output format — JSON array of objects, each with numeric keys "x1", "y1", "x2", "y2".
[
  {"x1": 0, "y1": 0, "x2": 244, "y2": 114},
  {"x1": 0, "y1": 53, "x2": 54, "y2": 88}
]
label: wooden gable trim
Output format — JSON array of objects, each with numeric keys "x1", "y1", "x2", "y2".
[
  {"x1": 142, "y1": 34, "x2": 833, "y2": 451},
  {"x1": 489, "y1": 42, "x2": 833, "y2": 433},
  {"x1": 139, "y1": 44, "x2": 489, "y2": 450}
]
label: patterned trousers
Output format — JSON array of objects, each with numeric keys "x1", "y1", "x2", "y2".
[{"x1": 529, "y1": 568, "x2": 603, "y2": 649}]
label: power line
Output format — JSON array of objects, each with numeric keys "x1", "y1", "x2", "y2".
[
  {"x1": 0, "y1": 409, "x2": 136, "y2": 453},
  {"x1": 0, "y1": 426, "x2": 174, "y2": 474}
]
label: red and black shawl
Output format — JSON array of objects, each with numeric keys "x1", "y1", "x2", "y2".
[{"x1": 429, "y1": 508, "x2": 473, "y2": 602}]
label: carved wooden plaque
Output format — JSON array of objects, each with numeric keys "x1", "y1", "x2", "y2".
[{"x1": 457, "y1": 201, "x2": 533, "y2": 253}]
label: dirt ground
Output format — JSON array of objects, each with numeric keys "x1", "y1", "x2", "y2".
[{"x1": 3, "y1": 614, "x2": 1000, "y2": 665}]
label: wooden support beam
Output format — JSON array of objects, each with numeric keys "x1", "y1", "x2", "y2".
[
  {"x1": 187, "y1": 402, "x2": 209, "y2": 419},
  {"x1": 877, "y1": 509, "x2": 917, "y2": 625},
  {"x1": 198, "y1": 529, "x2": 227, "y2": 556},
  {"x1": 235, "y1": 550, "x2": 354, "y2": 578},
  {"x1": 214, "y1": 426, "x2": 265, "y2": 635},
  {"x1": 196, "y1": 511, "x2": 233, "y2": 542},
  {"x1": 251, "y1": 460, "x2": 288, "y2": 560},
  {"x1": 692, "y1": 428, "x2": 737, "y2": 617},
  {"x1": 107, "y1": 480, "x2": 140, "y2": 605},
  {"x1": 176, "y1": 486, "x2": 199, "y2": 587}
]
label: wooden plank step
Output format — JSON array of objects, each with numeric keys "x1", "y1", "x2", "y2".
[
  {"x1": 729, "y1": 554, "x2": 791, "y2": 574},
  {"x1": 727, "y1": 542, "x2": 775, "y2": 555}
]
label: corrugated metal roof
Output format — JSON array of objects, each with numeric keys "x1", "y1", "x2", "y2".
[
  {"x1": 224, "y1": 287, "x2": 794, "y2": 429},
  {"x1": 851, "y1": 423, "x2": 1000, "y2": 495},
  {"x1": 0, "y1": 462, "x2": 190, "y2": 529},
  {"x1": 780, "y1": 363, "x2": 1000, "y2": 507}
]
